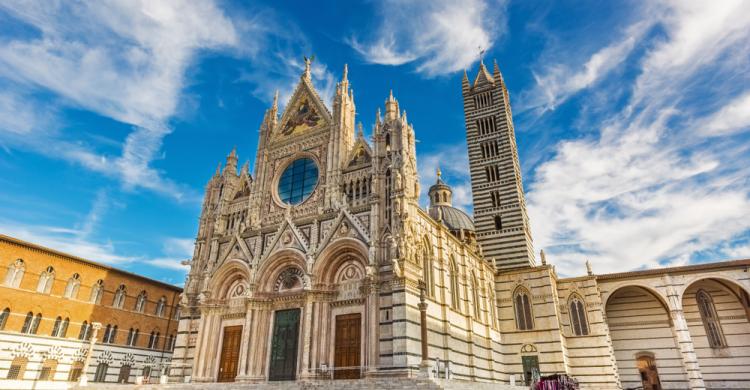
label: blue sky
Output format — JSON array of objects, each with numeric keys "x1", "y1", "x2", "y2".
[{"x1": 1, "y1": 0, "x2": 749, "y2": 286}]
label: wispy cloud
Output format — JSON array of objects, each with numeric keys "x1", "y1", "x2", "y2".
[
  {"x1": 349, "y1": 0, "x2": 506, "y2": 77},
  {"x1": 526, "y1": 1, "x2": 750, "y2": 275},
  {"x1": 698, "y1": 91, "x2": 750, "y2": 137},
  {"x1": 143, "y1": 238, "x2": 193, "y2": 271}
]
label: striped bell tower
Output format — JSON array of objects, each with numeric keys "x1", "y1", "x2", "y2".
[{"x1": 462, "y1": 60, "x2": 535, "y2": 269}]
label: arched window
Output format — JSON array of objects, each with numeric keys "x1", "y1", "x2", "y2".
[
  {"x1": 36, "y1": 266, "x2": 55, "y2": 294},
  {"x1": 569, "y1": 295, "x2": 589, "y2": 336},
  {"x1": 488, "y1": 282, "x2": 497, "y2": 327},
  {"x1": 166, "y1": 334, "x2": 175, "y2": 351},
  {"x1": 155, "y1": 296, "x2": 166, "y2": 317},
  {"x1": 148, "y1": 331, "x2": 157, "y2": 349},
  {"x1": 449, "y1": 258, "x2": 460, "y2": 311},
  {"x1": 471, "y1": 273, "x2": 481, "y2": 319},
  {"x1": 90, "y1": 279, "x2": 104, "y2": 304},
  {"x1": 51, "y1": 316, "x2": 62, "y2": 337},
  {"x1": 64, "y1": 273, "x2": 81, "y2": 299},
  {"x1": 697, "y1": 289, "x2": 726, "y2": 348},
  {"x1": 127, "y1": 328, "x2": 140, "y2": 346},
  {"x1": 112, "y1": 284, "x2": 126, "y2": 308},
  {"x1": 59, "y1": 317, "x2": 69, "y2": 338},
  {"x1": 0, "y1": 308, "x2": 9, "y2": 330},
  {"x1": 109, "y1": 325, "x2": 118, "y2": 344},
  {"x1": 38, "y1": 359, "x2": 58, "y2": 381},
  {"x1": 4, "y1": 259, "x2": 25, "y2": 288},
  {"x1": 514, "y1": 287, "x2": 534, "y2": 330},
  {"x1": 422, "y1": 244, "x2": 434, "y2": 298},
  {"x1": 30, "y1": 313, "x2": 42, "y2": 334},
  {"x1": 93, "y1": 363, "x2": 108, "y2": 382},
  {"x1": 6, "y1": 356, "x2": 28, "y2": 379},
  {"x1": 134, "y1": 290, "x2": 147, "y2": 312},
  {"x1": 21, "y1": 311, "x2": 33, "y2": 333},
  {"x1": 78, "y1": 321, "x2": 91, "y2": 340}
]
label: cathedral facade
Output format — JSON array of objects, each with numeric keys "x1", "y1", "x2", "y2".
[{"x1": 171, "y1": 60, "x2": 750, "y2": 389}]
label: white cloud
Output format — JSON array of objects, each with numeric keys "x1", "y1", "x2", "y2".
[
  {"x1": 0, "y1": 1, "x2": 239, "y2": 200},
  {"x1": 349, "y1": 0, "x2": 505, "y2": 77},
  {"x1": 698, "y1": 91, "x2": 750, "y2": 137},
  {"x1": 142, "y1": 237, "x2": 193, "y2": 271},
  {"x1": 526, "y1": 1, "x2": 750, "y2": 276}
]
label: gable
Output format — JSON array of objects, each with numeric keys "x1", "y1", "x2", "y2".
[{"x1": 273, "y1": 78, "x2": 331, "y2": 143}]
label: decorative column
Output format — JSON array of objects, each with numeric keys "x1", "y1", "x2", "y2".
[
  {"x1": 365, "y1": 277, "x2": 380, "y2": 376},
  {"x1": 78, "y1": 322, "x2": 102, "y2": 387},
  {"x1": 236, "y1": 306, "x2": 254, "y2": 381},
  {"x1": 418, "y1": 281, "x2": 431, "y2": 378},
  {"x1": 664, "y1": 277, "x2": 705, "y2": 390},
  {"x1": 300, "y1": 297, "x2": 314, "y2": 379}
]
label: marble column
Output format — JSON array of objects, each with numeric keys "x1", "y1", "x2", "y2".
[
  {"x1": 365, "y1": 279, "x2": 380, "y2": 375},
  {"x1": 300, "y1": 298, "x2": 314, "y2": 378},
  {"x1": 236, "y1": 307, "x2": 254, "y2": 381}
]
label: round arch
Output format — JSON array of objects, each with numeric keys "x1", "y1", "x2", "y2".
[
  {"x1": 678, "y1": 275, "x2": 750, "y2": 304},
  {"x1": 313, "y1": 237, "x2": 369, "y2": 285},
  {"x1": 209, "y1": 258, "x2": 251, "y2": 300},
  {"x1": 254, "y1": 248, "x2": 307, "y2": 293},
  {"x1": 602, "y1": 283, "x2": 672, "y2": 314}
]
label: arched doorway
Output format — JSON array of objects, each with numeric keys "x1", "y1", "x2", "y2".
[
  {"x1": 605, "y1": 286, "x2": 683, "y2": 389},
  {"x1": 636, "y1": 354, "x2": 662, "y2": 390}
]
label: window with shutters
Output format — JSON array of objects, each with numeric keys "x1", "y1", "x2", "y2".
[
  {"x1": 6, "y1": 357, "x2": 28, "y2": 379},
  {"x1": 697, "y1": 290, "x2": 726, "y2": 348},
  {"x1": 38, "y1": 359, "x2": 58, "y2": 381}
]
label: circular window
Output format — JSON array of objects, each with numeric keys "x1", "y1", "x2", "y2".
[{"x1": 278, "y1": 157, "x2": 319, "y2": 205}]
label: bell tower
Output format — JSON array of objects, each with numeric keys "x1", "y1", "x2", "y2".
[{"x1": 463, "y1": 60, "x2": 535, "y2": 269}]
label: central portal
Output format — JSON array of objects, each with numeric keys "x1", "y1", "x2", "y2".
[
  {"x1": 334, "y1": 313, "x2": 361, "y2": 379},
  {"x1": 269, "y1": 308, "x2": 301, "y2": 381}
]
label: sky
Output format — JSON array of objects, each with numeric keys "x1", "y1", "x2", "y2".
[{"x1": 1, "y1": 0, "x2": 749, "y2": 286}]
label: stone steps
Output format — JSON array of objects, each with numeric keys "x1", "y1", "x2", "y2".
[{"x1": 73, "y1": 378, "x2": 526, "y2": 390}]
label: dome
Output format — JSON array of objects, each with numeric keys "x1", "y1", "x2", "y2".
[{"x1": 429, "y1": 205, "x2": 475, "y2": 232}]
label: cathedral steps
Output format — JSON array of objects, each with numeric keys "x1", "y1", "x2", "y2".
[{"x1": 74, "y1": 378, "x2": 526, "y2": 390}]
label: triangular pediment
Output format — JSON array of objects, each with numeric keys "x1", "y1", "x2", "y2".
[
  {"x1": 262, "y1": 216, "x2": 310, "y2": 259},
  {"x1": 316, "y1": 209, "x2": 370, "y2": 256},
  {"x1": 219, "y1": 234, "x2": 253, "y2": 265},
  {"x1": 273, "y1": 78, "x2": 331, "y2": 142},
  {"x1": 346, "y1": 138, "x2": 372, "y2": 169}
]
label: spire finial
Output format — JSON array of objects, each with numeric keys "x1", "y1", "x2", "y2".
[
  {"x1": 540, "y1": 249, "x2": 547, "y2": 266},
  {"x1": 357, "y1": 122, "x2": 364, "y2": 138},
  {"x1": 215, "y1": 162, "x2": 222, "y2": 176},
  {"x1": 586, "y1": 259, "x2": 593, "y2": 276},
  {"x1": 389, "y1": 89, "x2": 394, "y2": 101},
  {"x1": 272, "y1": 90, "x2": 279, "y2": 109},
  {"x1": 229, "y1": 146, "x2": 237, "y2": 158},
  {"x1": 343, "y1": 63, "x2": 348, "y2": 82},
  {"x1": 436, "y1": 167, "x2": 442, "y2": 182},
  {"x1": 478, "y1": 46, "x2": 486, "y2": 64},
  {"x1": 303, "y1": 55, "x2": 314, "y2": 80}
]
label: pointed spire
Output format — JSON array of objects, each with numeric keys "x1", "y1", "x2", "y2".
[
  {"x1": 376, "y1": 107, "x2": 382, "y2": 123},
  {"x1": 357, "y1": 122, "x2": 364, "y2": 139},
  {"x1": 385, "y1": 90, "x2": 399, "y2": 121},
  {"x1": 474, "y1": 60, "x2": 494, "y2": 87},
  {"x1": 240, "y1": 160, "x2": 249, "y2": 176},
  {"x1": 303, "y1": 55, "x2": 313, "y2": 80},
  {"x1": 342, "y1": 63, "x2": 348, "y2": 82},
  {"x1": 272, "y1": 90, "x2": 279, "y2": 111},
  {"x1": 229, "y1": 146, "x2": 237, "y2": 158},
  {"x1": 224, "y1": 147, "x2": 238, "y2": 175},
  {"x1": 215, "y1": 162, "x2": 222, "y2": 176}
]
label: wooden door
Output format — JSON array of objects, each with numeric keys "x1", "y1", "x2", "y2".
[
  {"x1": 217, "y1": 325, "x2": 243, "y2": 382},
  {"x1": 269, "y1": 309, "x2": 301, "y2": 381},
  {"x1": 334, "y1": 313, "x2": 361, "y2": 379}
]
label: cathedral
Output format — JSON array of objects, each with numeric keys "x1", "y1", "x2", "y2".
[{"x1": 171, "y1": 59, "x2": 750, "y2": 389}]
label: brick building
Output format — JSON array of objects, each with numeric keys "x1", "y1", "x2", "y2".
[{"x1": 0, "y1": 234, "x2": 181, "y2": 388}]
